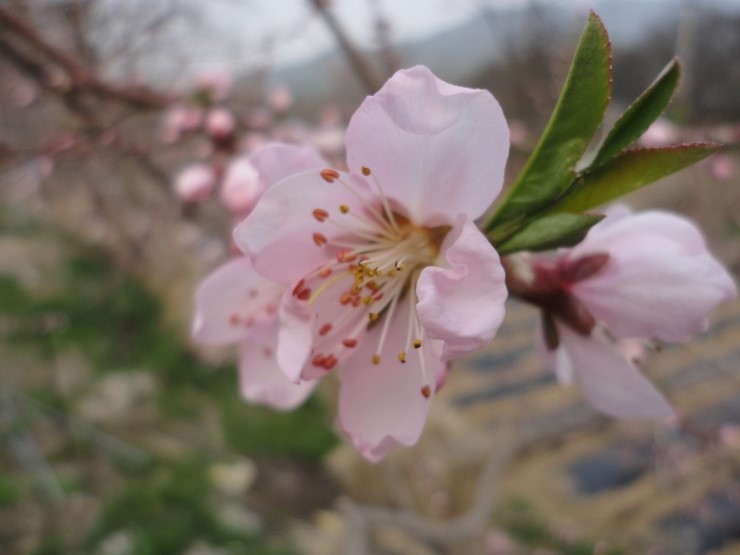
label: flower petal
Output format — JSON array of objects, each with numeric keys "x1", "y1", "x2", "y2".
[
  {"x1": 571, "y1": 238, "x2": 736, "y2": 342},
  {"x1": 416, "y1": 217, "x2": 507, "y2": 360},
  {"x1": 238, "y1": 321, "x2": 316, "y2": 410},
  {"x1": 276, "y1": 292, "x2": 316, "y2": 383},
  {"x1": 338, "y1": 299, "x2": 444, "y2": 462},
  {"x1": 345, "y1": 65, "x2": 509, "y2": 225},
  {"x1": 233, "y1": 170, "x2": 369, "y2": 283},
  {"x1": 192, "y1": 256, "x2": 283, "y2": 346},
  {"x1": 557, "y1": 324, "x2": 673, "y2": 419},
  {"x1": 249, "y1": 142, "x2": 326, "y2": 190}
]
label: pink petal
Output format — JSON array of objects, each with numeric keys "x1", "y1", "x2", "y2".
[
  {"x1": 556, "y1": 324, "x2": 673, "y2": 419},
  {"x1": 238, "y1": 322, "x2": 316, "y2": 410},
  {"x1": 192, "y1": 257, "x2": 283, "y2": 346},
  {"x1": 249, "y1": 143, "x2": 326, "y2": 190},
  {"x1": 276, "y1": 292, "x2": 316, "y2": 383},
  {"x1": 416, "y1": 217, "x2": 507, "y2": 360},
  {"x1": 338, "y1": 299, "x2": 445, "y2": 462},
  {"x1": 345, "y1": 65, "x2": 509, "y2": 226},
  {"x1": 233, "y1": 170, "x2": 370, "y2": 283},
  {"x1": 571, "y1": 217, "x2": 736, "y2": 341}
]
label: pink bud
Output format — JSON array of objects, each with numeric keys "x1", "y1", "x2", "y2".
[
  {"x1": 640, "y1": 118, "x2": 679, "y2": 147},
  {"x1": 161, "y1": 105, "x2": 203, "y2": 143},
  {"x1": 709, "y1": 153, "x2": 734, "y2": 181},
  {"x1": 174, "y1": 164, "x2": 216, "y2": 203},
  {"x1": 205, "y1": 108, "x2": 236, "y2": 139},
  {"x1": 268, "y1": 86, "x2": 293, "y2": 113},
  {"x1": 194, "y1": 70, "x2": 232, "y2": 102},
  {"x1": 220, "y1": 158, "x2": 261, "y2": 214}
]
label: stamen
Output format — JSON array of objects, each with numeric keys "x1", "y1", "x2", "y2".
[
  {"x1": 368, "y1": 312, "x2": 379, "y2": 322},
  {"x1": 395, "y1": 261, "x2": 406, "y2": 271},
  {"x1": 292, "y1": 279, "x2": 306, "y2": 297},
  {"x1": 313, "y1": 232, "x2": 328, "y2": 246},
  {"x1": 319, "y1": 323, "x2": 333, "y2": 336},
  {"x1": 319, "y1": 267, "x2": 333, "y2": 278},
  {"x1": 372, "y1": 354, "x2": 381, "y2": 364},
  {"x1": 320, "y1": 168, "x2": 340, "y2": 182},
  {"x1": 322, "y1": 355, "x2": 338, "y2": 370},
  {"x1": 362, "y1": 166, "x2": 398, "y2": 230},
  {"x1": 421, "y1": 385, "x2": 431, "y2": 398},
  {"x1": 414, "y1": 339, "x2": 422, "y2": 349},
  {"x1": 339, "y1": 204, "x2": 350, "y2": 214},
  {"x1": 297, "y1": 288, "x2": 311, "y2": 301},
  {"x1": 312, "y1": 353, "x2": 326, "y2": 367},
  {"x1": 398, "y1": 351, "x2": 406, "y2": 363},
  {"x1": 342, "y1": 338, "x2": 358, "y2": 348},
  {"x1": 361, "y1": 166, "x2": 371, "y2": 176},
  {"x1": 313, "y1": 208, "x2": 329, "y2": 222}
]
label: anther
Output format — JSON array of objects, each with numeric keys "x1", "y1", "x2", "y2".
[
  {"x1": 372, "y1": 354, "x2": 381, "y2": 364},
  {"x1": 319, "y1": 267, "x2": 332, "y2": 278},
  {"x1": 319, "y1": 323, "x2": 333, "y2": 336},
  {"x1": 398, "y1": 351, "x2": 406, "y2": 363},
  {"x1": 340, "y1": 292, "x2": 352, "y2": 305},
  {"x1": 320, "y1": 168, "x2": 340, "y2": 182},
  {"x1": 312, "y1": 208, "x2": 329, "y2": 222},
  {"x1": 421, "y1": 385, "x2": 431, "y2": 398},
  {"x1": 312, "y1": 353, "x2": 326, "y2": 367},
  {"x1": 297, "y1": 288, "x2": 311, "y2": 301},
  {"x1": 322, "y1": 355, "x2": 338, "y2": 370},
  {"x1": 339, "y1": 204, "x2": 350, "y2": 214},
  {"x1": 368, "y1": 312, "x2": 379, "y2": 322},
  {"x1": 394, "y1": 261, "x2": 405, "y2": 271},
  {"x1": 313, "y1": 232, "x2": 328, "y2": 246},
  {"x1": 342, "y1": 338, "x2": 358, "y2": 348},
  {"x1": 292, "y1": 279, "x2": 306, "y2": 297},
  {"x1": 413, "y1": 339, "x2": 422, "y2": 349},
  {"x1": 361, "y1": 166, "x2": 371, "y2": 176},
  {"x1": 362, "y1": 296, "x2": 373, "y2": 306}
]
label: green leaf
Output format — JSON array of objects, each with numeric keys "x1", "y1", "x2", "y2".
[
  {"x1": 591, "y1": 58, "x2": 680, "y2": 167},
  {"x1": 485, "y1": 11, "x2": 612, "y2": 234},
  {"x1": 553, "y1": 144, "x2": 720, "y2": 213},
  {"x1": 496, "y1": 213, "x2": 604, "y2": 255}
]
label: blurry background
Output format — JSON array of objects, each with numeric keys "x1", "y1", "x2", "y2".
[{"x1": 1, "y1": 0, "x2": 739, "y2": 553}]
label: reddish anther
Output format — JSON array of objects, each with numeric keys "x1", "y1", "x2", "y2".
[
  {"x1": 342, "y1": 338, "x2": 358, "y2": 348},
  {"x1": 297, "y1": 288, "x2": 311, "y2": 301},
  {"x1": 320, "y1": 168, "x2": 340, "y2": 182},
  {"x1": 421, "y1": 385, "x2": 431, "y2": 398},
  {"x1": 313, "y1": 208, "x2": 329, "y2": 222},
  {"x1": 319, "y1": 323, "x2": 333, "y2": 336},
  {"x1": 313, "y1": 232, "x2": 328, "y2": 246}
]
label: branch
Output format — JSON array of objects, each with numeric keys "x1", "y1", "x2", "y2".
[
  {"x1": 0, "y1": 6, "x2": 171, "y2": 108},
  {"x1": 308, "y1": 0, "x2": 382, "y2": 94}
]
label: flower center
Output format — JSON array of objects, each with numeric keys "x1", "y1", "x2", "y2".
[{"x1": 294, "y1": 166, "x2": 450, "y2": 397}]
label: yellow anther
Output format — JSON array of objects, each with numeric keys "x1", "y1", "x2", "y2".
[
  {"x1": 368, "y1": 312, "x2": 379, "y2": 322},
  {"x1": 361, "y1": 166, "x2": 371, "y2": 176},
  {"x1": 413, "y1": 339, "x2": 422, "y2": 349},
  {"x1": 374, "y1": 268, "x2": 382, "y2": 277},
  {"x1": 394, "y1": 261, "x2": 406, "y2": 271},
  {"x1": 398, "y1": 351, "x2": 406, "y2": 363},
  {"x1": 372, "y1": 354, "x2": 381, "y2": 364},
  {"x1": 339, "y1": 204, "x2": 350, "y2": 214},
  {"x1": 362, "y1": 296, "x2": 373, "y2": 306}
]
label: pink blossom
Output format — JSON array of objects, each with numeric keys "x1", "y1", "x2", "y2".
[
  {"x1": 193, "y1": 144, "x2": 326, "y2": 409},
  {"x1": 268, "y1": 86, "x2": 293, "y2": 113},
  {"x1": 220, "y1": 158, "x2": 260, "y2": 215},
  {"x1": 529, "y1": 206, "x2": 736, "y2": 418},
  {"x1": 174, "y1": 164, "x2": 216, "y2": 202},
  {"x1": 639, "y1": 117, "x2": 679, "y2": 147},
  {"x1": 205, "y1": 107, "x2": 236, "y2": 139},
  {"x1": 194, "y1": 70, "x2": 232, "y2": 102},
  {"x1": 708, "y1": 153, "x2": 734, "y2": 181},
  {"x1": 235, "y1": 66, "x2": 510, "y2": 461},
  {"x1": 161, "y1": 105, "x2": 203, "y2": 143}
]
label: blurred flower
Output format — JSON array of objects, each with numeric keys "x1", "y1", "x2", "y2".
[
  {"x1": 205, "y1": 107, "x2": 236, "y2": 140},
  {"x1": 193, "y1": 144, "x2": 326, "y2": 409},
  {"x1": 194, "y1": 70, "x2": 232, "y2": 102},
  {"x1": 235, "y1": 66, "x2": 510, "y2": 461},
  {"x1": 708, "y1": 153, "x2": 734, "y2": 181},
  {"x1": 174, "y1": 164, "x2": 217, "y2": 203},
  {"x1": 268, "y1": 86, "x2": 293, "y2": 113},
  {"x1": 522, "y1": 205, "x2": 736, "y2": 418},
  {"x1": 639, "y1": 117, "x2": 679, "y2": 147},
  {"x1": 161, "y1": 105, "x2": 203, "y2": 144},
  {"x1": 220, "y1": 158, "x2": 260, "y2": 215}
]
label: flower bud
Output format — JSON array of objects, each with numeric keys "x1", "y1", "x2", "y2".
[
  {"x1": 174, "y1": 164, "x2": 216, "y2": 203},
  {"x1": 220, "y1": 158, "x2": 261, "y2": 214}
]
